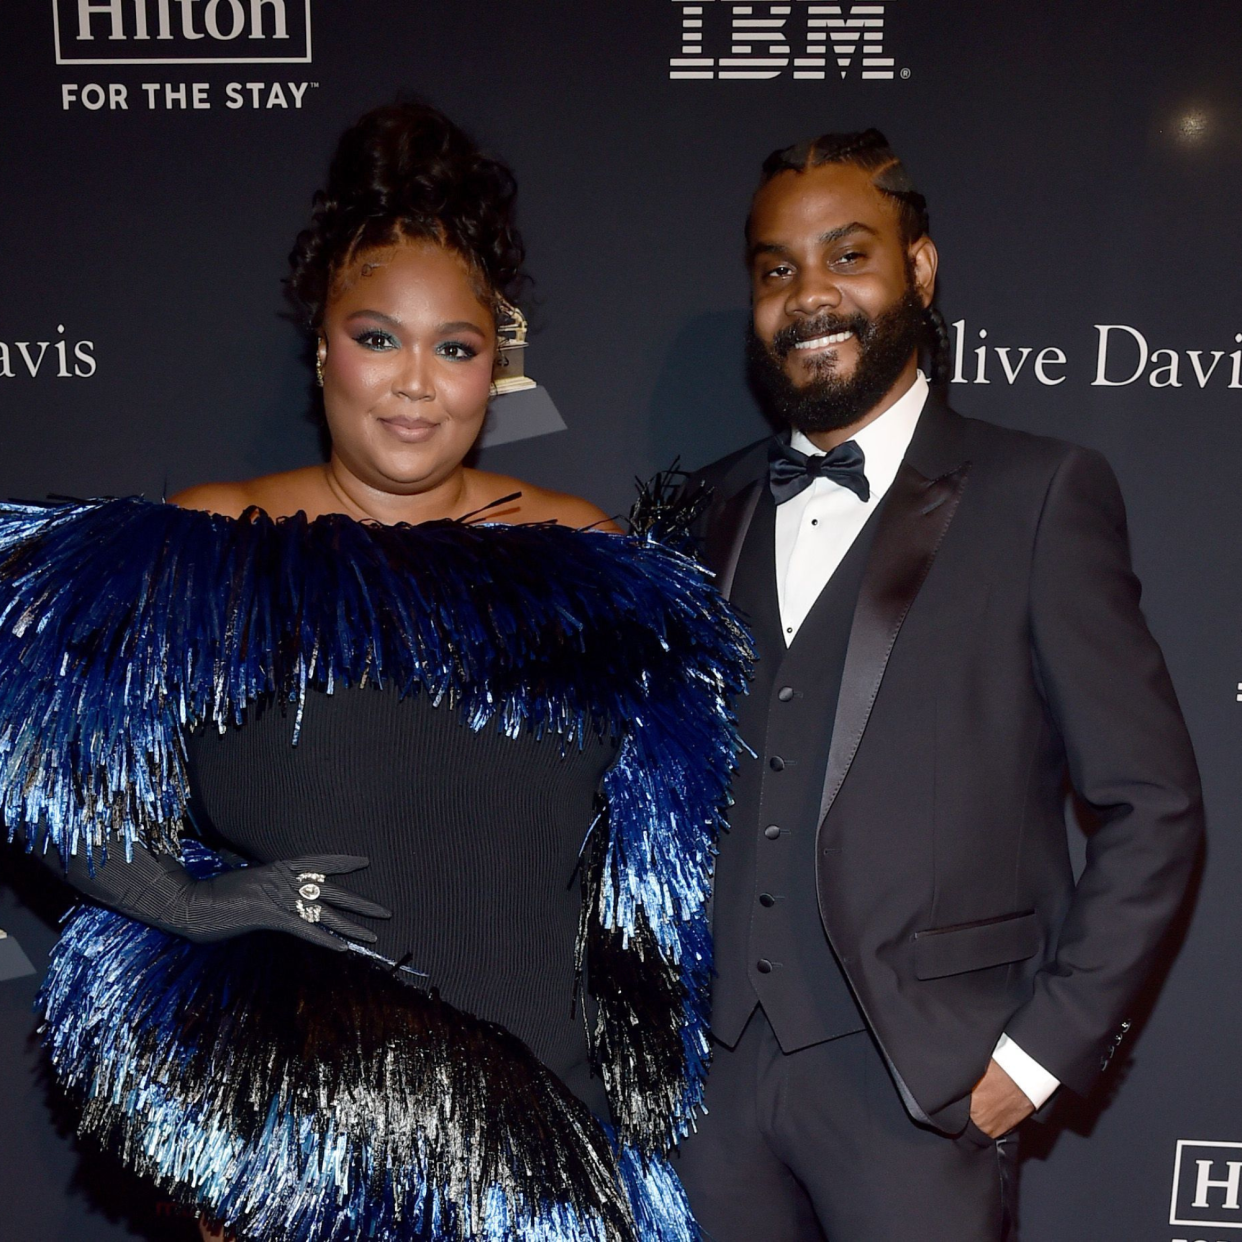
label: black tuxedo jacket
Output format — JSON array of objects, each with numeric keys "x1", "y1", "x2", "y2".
[{"x1": 692, "y1": 397, "x2": 1203, "y2": 1133}]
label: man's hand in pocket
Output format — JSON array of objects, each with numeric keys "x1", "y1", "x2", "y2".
[{"x1": 969, "y1": 1058, "x2": 1034, "y2": 1139}]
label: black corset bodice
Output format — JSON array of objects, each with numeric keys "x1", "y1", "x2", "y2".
[{"x1": 187, "y1": 685, "x2": 613, "y2": 1111}]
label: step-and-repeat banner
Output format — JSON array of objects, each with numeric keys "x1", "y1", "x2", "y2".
[{"x1": 1, "y1": 2, "x2": 1239, "y2": 1238}]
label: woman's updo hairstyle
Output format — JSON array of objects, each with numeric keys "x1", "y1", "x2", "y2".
[{"x1": 289, "y1": 100, "x2": 526, "y2": 330}]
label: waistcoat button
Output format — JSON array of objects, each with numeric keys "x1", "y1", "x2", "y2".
[
  {"x1": 769, "y1": 756, "x2": 785, "y2": 771},
  {"x1": 777, "y1": 686, "x2": 795, "y2": 702},
  {"x1": 756, "y1": 959, "x2": 773, "y2": 974},
  {"x1": 759, "y1": 892, "x2": 775, "y2": 908},
  {"x1": 764, "y1": 825, "x2": 781, "y2": 840}
]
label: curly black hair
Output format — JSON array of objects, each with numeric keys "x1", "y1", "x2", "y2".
[{"x1": 288, "y1": 100, "x2": 526, "y2": 330}]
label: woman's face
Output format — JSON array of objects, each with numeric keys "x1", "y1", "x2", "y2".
[{"x1": 318, "y1": 238, "x2": 496, "y2": 494}]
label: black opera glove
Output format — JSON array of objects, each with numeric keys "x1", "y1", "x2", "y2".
[{"x1": 57, "y1": 843, "x2": 392, "y2": 953}]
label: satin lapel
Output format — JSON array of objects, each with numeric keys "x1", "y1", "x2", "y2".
[
  {"x1": 817, "y1": 459, "x2": 971, "y2": 824},
  {"x1": 706, "y1": 479, "x2": 764, "y2": 602}
]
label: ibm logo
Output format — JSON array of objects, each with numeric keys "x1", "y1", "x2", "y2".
[
  {"x1": 52, "y1": 0, "x2": 312, "y2": 65},
  {"x1": 669, "y1": 0, "x2": 896, "y2": 81},
  {"x1": 1171, "y1": 1141, "x2": 1242, "y2": 1231}
]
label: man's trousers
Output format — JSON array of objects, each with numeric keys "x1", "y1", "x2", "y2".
[{"x1": 674, "y1": 1009, "x2": 1019, "y2": 1242}]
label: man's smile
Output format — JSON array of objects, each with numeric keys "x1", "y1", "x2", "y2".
[{"x1": 792, "y1": 329, "x2": 854, "y2": 353}]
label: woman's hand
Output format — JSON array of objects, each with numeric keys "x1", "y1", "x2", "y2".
[
  {"x1": 175, "y1": 854, "x2": 392, "y2": 950},
  {"x1": 48, "y1": 839, "x2": 391, "y2": 951}
]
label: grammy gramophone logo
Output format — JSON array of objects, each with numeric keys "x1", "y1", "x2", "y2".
[
  {"x1": 480, "y1": 302, "x2": 565, "y2": 450},
  {"x1": 492, "y1": 303, "x2": 537, "y2": 397}
]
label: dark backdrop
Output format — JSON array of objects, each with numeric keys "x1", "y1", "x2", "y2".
[{"x1": 1, "y1": 3, "x2": 1239, "y2": 1239}]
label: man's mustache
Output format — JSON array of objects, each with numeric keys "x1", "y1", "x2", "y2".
[{"x1": 771, "y1": 312, "x2": 871, "y2": 359}]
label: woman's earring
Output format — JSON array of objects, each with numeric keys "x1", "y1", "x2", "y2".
[{"x1": 315, "y1": 352, "x2": 325, "y2": 388}]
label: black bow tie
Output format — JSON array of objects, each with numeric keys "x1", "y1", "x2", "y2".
[{"x1": 768, "y1": 438, "x2": 871, "y2": 505}]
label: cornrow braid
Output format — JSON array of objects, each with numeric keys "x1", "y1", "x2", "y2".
[
  {"x1": 756, "y1": 127, "x2": 948, "y2": 388},
  {"x1": 758, "y1": 127, "x2": 929, "y2": 245},
  {"x1": 923, "y1": 304, "x2": 953, "y2": 389}
]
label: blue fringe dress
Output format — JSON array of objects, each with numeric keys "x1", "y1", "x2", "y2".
[{"x1": 0, "y1": 498, "x2": 752, "y2": 1242}]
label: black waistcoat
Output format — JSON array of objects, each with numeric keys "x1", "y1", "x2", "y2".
[{"x1": 712, "y1": 487, "x2": 881, "y2": 1052}]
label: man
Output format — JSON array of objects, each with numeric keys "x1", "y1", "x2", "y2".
[{"x1": 674, "y1": 130, "x2": 1203, "y2": 1240}]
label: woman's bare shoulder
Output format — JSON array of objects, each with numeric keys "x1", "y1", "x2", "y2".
[
  {"x1": 169, "y1": 468, "x2": 324, "y2": 519},
  {"x1": 470, "y1": 472, "x2": 621, "y2": 532},
  {"x1": 167, "y1": 480, "x2": 252, "y2": 518}
]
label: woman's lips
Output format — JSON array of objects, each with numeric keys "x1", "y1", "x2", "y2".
[{"x1": 378, "y1": 415, "x2": 440, "y2": 443}]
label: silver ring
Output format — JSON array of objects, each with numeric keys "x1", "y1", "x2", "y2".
[
  {"x1": 296, "y1": 899, "x2": 323, "y2": 924},
  {"x1": 296, "y1": 872, "x2": 327, "y2": 883},
  {"x1": 298, "y1": 882, "x2": 323, "y2": 901}
]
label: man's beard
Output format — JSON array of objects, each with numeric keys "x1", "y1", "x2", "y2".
[{"x1": 746, "y1": 288, "x2": 926, "y2": 436}]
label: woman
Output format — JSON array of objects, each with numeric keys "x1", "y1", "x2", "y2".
[{"x1": 4, "y1": 102, "x2": 750, "y2": 1241}]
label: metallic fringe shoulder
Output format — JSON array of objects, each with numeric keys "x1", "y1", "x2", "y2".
[{"x1": 2, "y1": 497, "x2": 751, "y2": 1151}]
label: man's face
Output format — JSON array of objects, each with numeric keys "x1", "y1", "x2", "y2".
[{"x1": 746, "y1": 161, "x2": 937, "y2": 434}]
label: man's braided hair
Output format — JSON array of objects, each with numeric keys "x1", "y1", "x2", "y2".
[{"x1": 755, "y1": 128, "x2": 951, "y2": 387}]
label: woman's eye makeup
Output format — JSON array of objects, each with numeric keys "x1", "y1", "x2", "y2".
[
  {"x1": 351, "y1": 328, "x2": 399, "y2": 351},
  {"x1": 436, "y1": 340, "x2": 479, "y2": 361},
  {"x1": 345, "y1": 330, "x2": 479, "y2": 359}
]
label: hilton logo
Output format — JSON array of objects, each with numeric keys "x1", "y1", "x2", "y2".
[
  {"x1": 669, "y1": 0, "x2": 899, "y2": 81},
  {"x1": 1170, "y1": 1141, "x2": 1242, "y2": 1232},
  {"x1": 53, "y1": 0, "x2": 312, "y2": 65}
]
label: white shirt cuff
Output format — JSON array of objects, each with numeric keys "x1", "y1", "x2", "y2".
[{"x1": 991, "y1": 1033, "x2": 1060, "y2": 1109}]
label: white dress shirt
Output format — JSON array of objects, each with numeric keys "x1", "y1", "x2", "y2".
[
  {"x1": 771, "y1": 371, "x2": 1060, "y2": 1111},
  {"x1": 775, "y1": 373, "x2": 927, "y2": 643}
]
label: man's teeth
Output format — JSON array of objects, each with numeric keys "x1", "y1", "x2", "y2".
[{"x1": 793, "y1": 330, "x2": 852, "y2": 350}]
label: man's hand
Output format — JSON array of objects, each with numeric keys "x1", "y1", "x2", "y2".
[{"x1": 969, "y1": 1058, "x2": 1035, "y2": 1139}]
